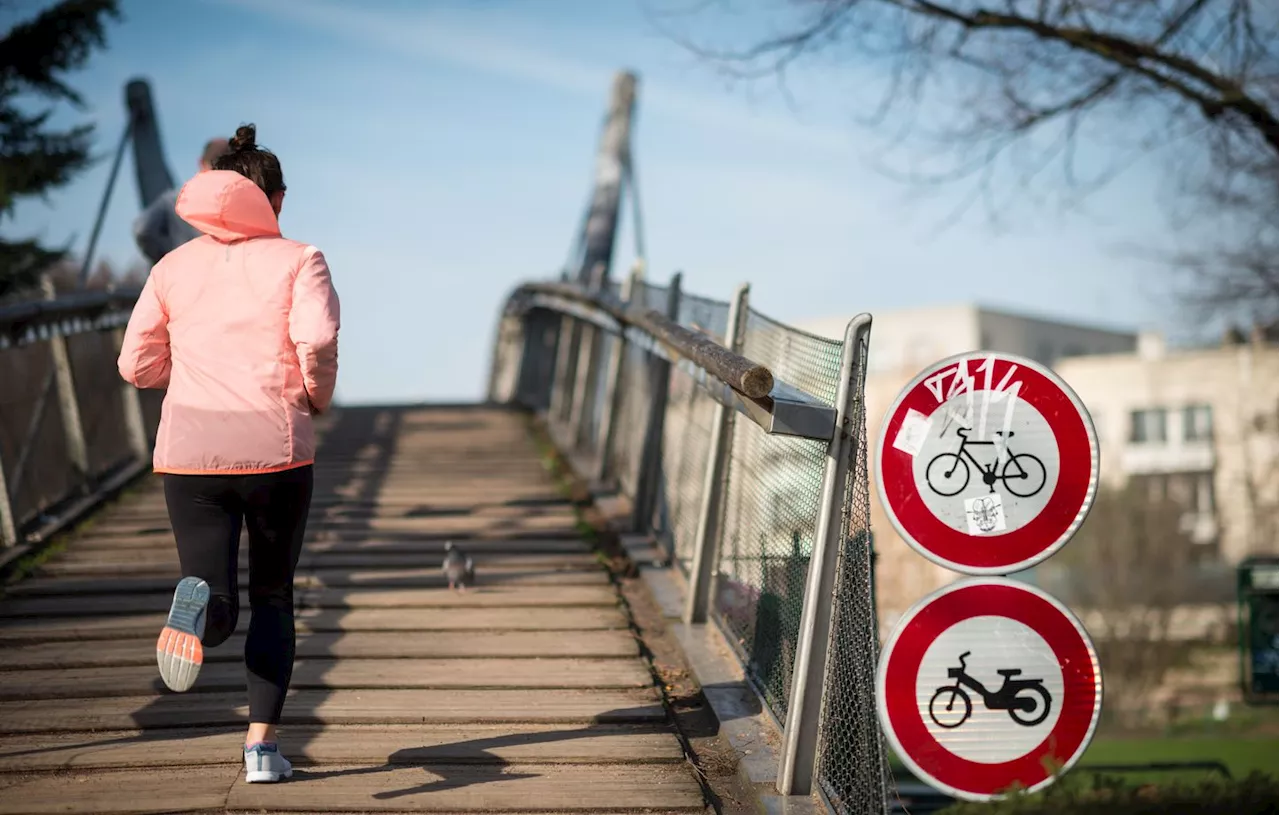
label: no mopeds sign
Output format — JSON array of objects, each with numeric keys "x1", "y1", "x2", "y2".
[
  {"x1": 876, "y1": 351, "x2": 1099, "y2": 574},
  {"x1": 876, "y1": 578, "x2": 1103, "y2": 802}
]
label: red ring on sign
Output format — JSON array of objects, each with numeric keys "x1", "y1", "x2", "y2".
[
  {"x1": 879, "y1": 358, "x2": 1092, "y2": 570},
  {"x1": 882, "y1": 582, "x2": 1099, "y2": 796}
]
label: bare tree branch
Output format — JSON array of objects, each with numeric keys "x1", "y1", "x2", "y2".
[{"x1": 654, "y1": 0, "x2": 1279, "y2": 328}]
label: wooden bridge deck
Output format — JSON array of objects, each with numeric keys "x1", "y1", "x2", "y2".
[{"x1": 0, "y1": 406, "x2": 706, "y2": 814}]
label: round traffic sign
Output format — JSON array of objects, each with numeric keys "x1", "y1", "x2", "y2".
[
  {"x1": 875, "y1": 351, "x2": 1098, "y2": 574},
  {"x1": 876, "y1": 577, "x2": 1103, "y2": 802}
]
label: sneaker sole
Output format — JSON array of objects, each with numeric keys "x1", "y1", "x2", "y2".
[
  {"x1": 245, "y1": 767, "x2": 294, "y2": 783},
  {"x1": 156, "y1": 576, "x2": 209, "y2": 693}
]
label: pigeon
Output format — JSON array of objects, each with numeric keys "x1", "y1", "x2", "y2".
[{"x1": 442, "y1": 541, "x2": 475, "y2": 592}]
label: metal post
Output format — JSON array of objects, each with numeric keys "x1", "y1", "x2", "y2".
[
  {"x1": 113, "y1": 327, "x2": 150, "y2": 460},
  {"x1": 547, "y1": 313, "x2": 578, "y2": 432},
  {"x1": 683, "y1": 283, "x2": 750, "y2": 625},
  {"x1": 0, "y1": 443, "x2": 18, "y2": 547},
  {"x1": 631, "y1": 271, "x2": 682, "y2": 533},
  {"x1": 42, "y1": 279, "x2": 90, "y2": 487},
  {"x1": 777, "y1": 313, "x2": 874, "y2": 796},
  {"x1": 594, "y1": 265, "x2": 642, "y2": 485},
  {"x1": 568, "y1": 262, "x2": 607, "y2": 450}
]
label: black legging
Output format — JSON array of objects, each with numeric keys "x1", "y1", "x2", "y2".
[{"x1": 163, "y1": 465, "x2": 313, "y2": 724}]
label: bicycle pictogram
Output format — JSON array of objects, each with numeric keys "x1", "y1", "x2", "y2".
[
  {"x1": 925, "y1": 427, "x2": 1047, "y2": 498},
  {"x1": 927, "y1": 650, "x2": 1053, "y2": 729}
]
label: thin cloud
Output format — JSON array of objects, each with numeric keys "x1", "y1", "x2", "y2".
[{"x1": 200, "y1": 0, "x2": 856, "y2": 154}]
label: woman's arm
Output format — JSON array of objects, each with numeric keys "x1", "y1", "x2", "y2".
[
  {"x1": 289, "y1": 247, "x2": 341, "y2": 414},
  {"x1": 117, "y1": 272, "x2": 172, "y2": 389}
]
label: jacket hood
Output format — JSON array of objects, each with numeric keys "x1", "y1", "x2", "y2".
[{"x1": 175, "y1": 170, "x2": 281, "y2": 242}]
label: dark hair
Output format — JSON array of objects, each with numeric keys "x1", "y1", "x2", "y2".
[{"x1": 212, "y1": 124, "x2": 285, "y2": 197}]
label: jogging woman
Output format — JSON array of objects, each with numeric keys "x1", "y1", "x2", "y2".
[{"x1": 118, "y1": 123, "x2": 340, "y2": 783}]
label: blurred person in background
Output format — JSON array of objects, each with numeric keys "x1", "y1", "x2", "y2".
[{"x1": 132, "y1": 137, "x2": 230, "y2": 265}]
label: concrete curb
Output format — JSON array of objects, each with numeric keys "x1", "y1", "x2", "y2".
[{"x1": 626, "y1": 538, "x2": 827, "y2": 815}]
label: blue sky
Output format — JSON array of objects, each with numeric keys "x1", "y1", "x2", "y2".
[{"x1": 7, "y1": 0, "x2": 1181, "y2": 403}]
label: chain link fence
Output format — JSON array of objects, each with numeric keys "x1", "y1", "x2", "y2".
[
  {"x1": 715, "y1": 307, "x2": 843, "y2": 722},
  {"x1": 491, "y1": 273, "x2": 890, "y2": 814},
  {"x1": 816, "y1": 389, "x2": 894, "y2": 813}
]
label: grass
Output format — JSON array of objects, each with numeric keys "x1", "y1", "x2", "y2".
[
  {"x1": 1078, "y1": 735, "x2": 1278, "y2": 782},
  {"x1": 889, "y1": 730, "x2": 1278, "y2": 790}
]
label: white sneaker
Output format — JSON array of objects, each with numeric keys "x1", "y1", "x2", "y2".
[{"x1": 244, "y1": 742, "x2": 293, "y2": 783}]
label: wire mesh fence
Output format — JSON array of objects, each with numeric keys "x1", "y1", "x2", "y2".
[
  {"x1": 715, "y1": 306, "x2": 845, "y2": 720},
  {"x1": 0, "y1": 343, "x2": 73, "y2": 530},
  {"x1": 497, "y1": 272, "x2": 889, "y2": 812},
  {"x1": 815, "y1": 395, "x2": 893, "y2": 814},
  {"x1": 0, "y1": 297, "x2": 151, "y2": 546}
]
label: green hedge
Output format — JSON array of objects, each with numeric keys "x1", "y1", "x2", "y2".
[{"x1": 938, "y1": 772, "x2": 1278, "y2": 815}]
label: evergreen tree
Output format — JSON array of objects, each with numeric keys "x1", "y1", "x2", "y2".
[{"x1": 0, "y1": 0, "x2": 121, "y2": 301}]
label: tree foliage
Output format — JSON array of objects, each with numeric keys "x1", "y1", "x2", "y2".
[
  {"x1": 0, "y1": 0, "x2": 121, "y2": 300},
  {"x1": 657, "y1": 0, "x2": 1278, "y2": 330}
]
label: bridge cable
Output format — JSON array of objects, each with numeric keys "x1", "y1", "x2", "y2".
[
  {"x1": 77, "y1": 120, "x2": 135, "y2": 289},
  {"x1": 622, "y1": 147, "x2": 646, "y2": 273}
]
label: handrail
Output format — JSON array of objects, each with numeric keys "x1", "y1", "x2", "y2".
[
  {"x1": 509, "y1": 282, "x2": 837, "y2": 441},
  {"x1": 518, "y1": 282, "x2": 775, "y2": 399},
  {"x1": 0, "y1": 287, "x2": 142, "y2": 350}
]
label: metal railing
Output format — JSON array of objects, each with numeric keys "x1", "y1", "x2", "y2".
[
  {"x1": 488, "y1": 270, "x2": 891, "y2": 812},
  {"x1": 0, "y1": 287, "x2": 157, "y2": 553}
]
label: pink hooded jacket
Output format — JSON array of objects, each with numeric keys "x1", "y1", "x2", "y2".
[{"x1": 118, "y1": 170, "x2": 340, "y2": 476}]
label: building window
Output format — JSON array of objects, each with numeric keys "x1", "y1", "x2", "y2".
[
  {"x1": 1129, "y1": 408, "x2": 1167, "y2": 443},
  {"x1": 1183, "y1": 404, "x2": 1213, "y2": 441}
]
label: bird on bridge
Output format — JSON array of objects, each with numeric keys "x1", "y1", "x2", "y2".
[{"x1": 442, "y1": 541, "x2": 475, "y2": 592}]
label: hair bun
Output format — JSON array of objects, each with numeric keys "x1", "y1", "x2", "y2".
[{"x1": 228, "y1": 124, "x2": 257, "y2": 153}]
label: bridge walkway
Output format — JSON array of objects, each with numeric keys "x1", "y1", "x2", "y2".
[{"x1": 0, "y1": 405, "x2": 706, "y2": 814}]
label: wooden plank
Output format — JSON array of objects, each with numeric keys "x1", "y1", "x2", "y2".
[
  {"x1": 304, "y1": 585, "x2": 619, "y2": 609},
  {"x1": 31, "y1": 552, "x2": 598, "y2": 579},
  {"x1": 303, "y1": 538, "x2": 593, "y2": 555},
  {"x1": 0, "y1": 658, "x2": 652, "y2": 700},
  {"x1": 7, "y1": 580, "x2": 617, "y2": 609},
  {"x1": 226, "y1": 762, "x2": 705, "y2": 812},
  {"x1": 43, "y1": 549, "x2": 596, "y2": 571},
  {"x1": 0, "y1": 607, "x2": 628, "y2": 643},
  {"x1": 305, "y1": 552, "x2": 599, "y2": 569},
  {"x1": 67, "y1": 536, "x2": 592, "y2": 554},
  {"x1": 0, "y1": 631, "x2": 638, "y2": 670},
  {"x1": 98, "y1": 491, "x2": 570, "y2": 518},
  {"x1": 26, "y1": 560, "x2": 609, "y2": 585},
  {"x1": 0, "y1": 592, "x2": 243, "y2": 618},
  {"x1": 0, "y1": 688, "x2": 666, "y2": 732},
  {"x1": 76, "y1": 509, "x2": 582, "y2": 540},
  {"x1": 0, "y1": 723, "x2": 682, "y2": 772},
  {"x1": 301, "y1": 567, "x2": 608, "y2": 590},
  {"x1": 0, "y1": 766, "x2": 237, "y2": 814}
]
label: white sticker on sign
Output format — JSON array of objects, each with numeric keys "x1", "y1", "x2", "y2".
[
  {"x1": 964, "y1": 494, "x2": 1007, "y2": 535},
  {"x1": 893, "y1": 409, "x2": 933, "y2": 457}
]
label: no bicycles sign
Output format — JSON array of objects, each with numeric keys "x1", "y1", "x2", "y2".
[
  {"x1": 875, "y1": 351, "x2": 1099, "y2": 574},
  {"x1": 876, "y1": 578, "x2": 1103, "y2": 802}
]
